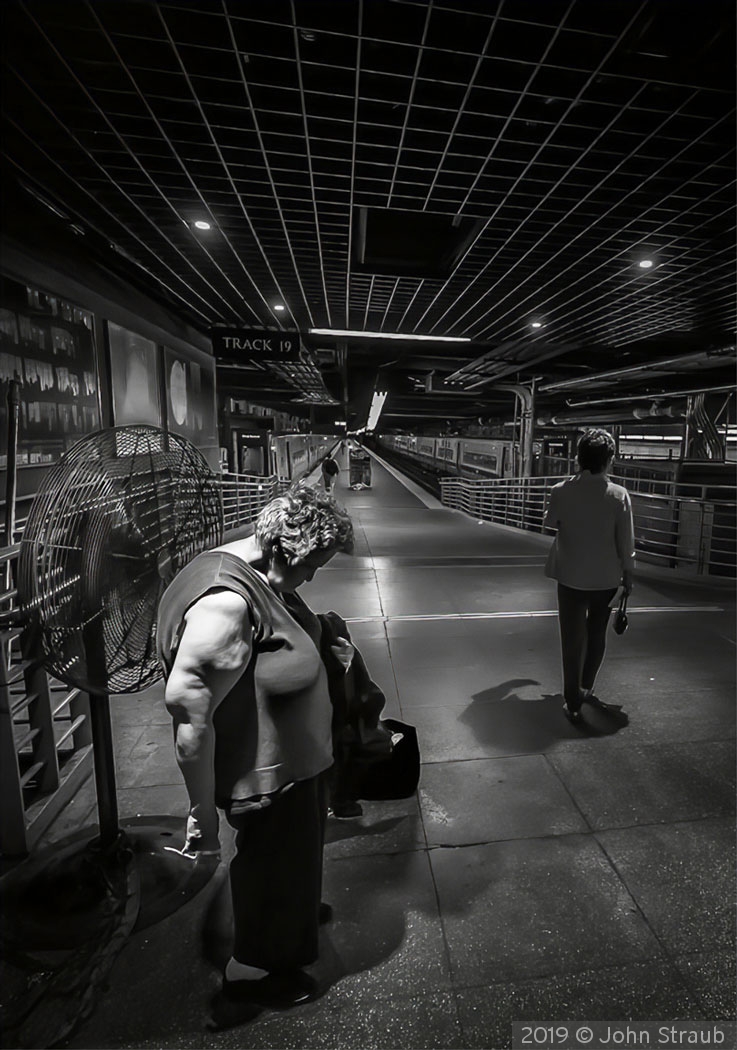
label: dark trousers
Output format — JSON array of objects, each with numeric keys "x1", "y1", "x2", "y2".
[
  {"x1": 226, "y1": 771, "x2": 329, "y2": 973},
  {"x1": 557, "y1": 583, "x2": 617, "y2": 707}
]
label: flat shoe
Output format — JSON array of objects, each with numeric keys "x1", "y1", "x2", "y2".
[
  {"x1": 222, "y1": 969, "x2": 317, "y2": 1008},
  {"x1": 206, "y1": 994, "x2": 261, "y2": 1031},
  {"x1": 330, "y1": 800, "x2": 363, "y2": 818},
  {"x1": 207, "y1": 971, "x2": 318, "y2": 1031},
  {"x1": 563, "y1": 703, "x2": 582, "y2": 724}
]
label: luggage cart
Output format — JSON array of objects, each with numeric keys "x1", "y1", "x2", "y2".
[{"x1": 349, "y1": 449, "x2": 372, "y2": 489}]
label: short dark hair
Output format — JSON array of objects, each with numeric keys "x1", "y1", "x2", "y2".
[{"x1": 577, "y1": 428, "x2": 616, "y2": 473}]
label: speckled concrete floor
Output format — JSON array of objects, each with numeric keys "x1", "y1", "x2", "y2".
[{"x1": 41, "y1": 449, "x2": 735, "y2": 1049}]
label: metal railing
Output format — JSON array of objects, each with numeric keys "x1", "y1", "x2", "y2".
[
  {"x1": 439, "y1": 474, "x2": 736, "y2": 577},
  {"x1": 0, "y1": 543, "x2": 93, "y2": 856},
  {"x1": 220, "y1": 472, "x2": 291, "y2": 532}
]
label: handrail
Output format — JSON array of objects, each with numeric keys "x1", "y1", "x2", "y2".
[
  {"x1": 220, "y1": 472, "x2": 292, "y2": 531},
  {"x1": 0, "y1": 543, "x2": 93, "y2": 856},
  {"x1": 439, "y1": 474, "x2": 736, "y2": 577}
]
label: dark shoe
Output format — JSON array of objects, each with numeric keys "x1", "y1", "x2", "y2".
[
  {"x1": 563, "y1": 702, "x2": 583, "y2": 725},
  {"x1": 319, "y1": 902, "x2": 333, "y2": 925},
  {"x1": 585, "y1": 695, "x2": 629, "y2": 725},
  {"x1": 330, "y1": 800, "x2": 363, "y2": 818},
  {"x1": 206, "y1": 993, "x2": 262, "y2": 1031},
  {"x1": 207, "y1": 970, "x2": 317, "y2": 1030}
]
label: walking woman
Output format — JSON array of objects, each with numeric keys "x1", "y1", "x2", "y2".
[{"x1": 544, "y1": 429, "x2": 635, "y2": 724}]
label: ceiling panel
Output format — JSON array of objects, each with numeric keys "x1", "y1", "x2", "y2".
[{"x1": 0, "y1": 0, "x2": 734, "y2": 428}]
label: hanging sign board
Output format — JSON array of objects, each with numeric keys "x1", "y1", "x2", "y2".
[{"x1": 212, "y1": 329, "x2": 302, "y2": 363}]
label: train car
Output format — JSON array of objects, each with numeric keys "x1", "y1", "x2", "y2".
[
  {"x1": 458, "y1": 439, "x2": 514, "y2": 478},
  {"x1": 376, "y1": 434, "x2": 517, "y2": 480},
  {"x1": 436, "y1": 438, "x2": 461, "y2": 470},
  {"x1": 415, "y1": 437, "x2": 437, "y2": 462},
  {"x1": 270, "y1": 433, "x2": 333, "y2": 481}
]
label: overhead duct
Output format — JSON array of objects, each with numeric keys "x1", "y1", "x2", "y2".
[
  {"x1": 538, "y1": 345, "x2": 736, "y2": 394},
  {"x1": 538, "y1": 402, "x2": 687, "y2": 426}
]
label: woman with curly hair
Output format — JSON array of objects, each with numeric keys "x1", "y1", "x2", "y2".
[{"x1": 157, "y1": 483, "x2": 354, "y2": 1026}]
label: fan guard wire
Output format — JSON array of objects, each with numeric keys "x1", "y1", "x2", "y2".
[{"x1": 19, "y1": 426, "x2": 222, "y2": 694}]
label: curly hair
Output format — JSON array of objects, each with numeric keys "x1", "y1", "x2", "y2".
[
  {"x1": 254, "y1": 481, "x2": 354, "y2": 563},
  {"x1": 577, "y1": 428, "x2": 616, "y2": 473}
]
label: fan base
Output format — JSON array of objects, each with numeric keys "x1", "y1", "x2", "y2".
[{"x1": 0, "y1": 816, "x2": 219, "y2": 952}]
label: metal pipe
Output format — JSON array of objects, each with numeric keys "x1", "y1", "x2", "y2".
[
  {"x1": 89, "y1": 694, "x2": 120, "y2": 847},
  {"x1": 565, "y1": 383, "x2": 735, "y2": 408},
  {"x1": 497, "y1": 384, "x2": 534, "y2": 477},
  {"x1": 538, "y1": 346, "x2": 736, "y2": 393},
  {"x1": 538, "y1": 403, "x2": 688, "y2": 426}
]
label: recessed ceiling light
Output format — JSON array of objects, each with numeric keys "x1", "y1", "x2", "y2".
[
  {"x1": 531, "y1": 321, "x2": 543, "y2": 329},
  {"x1": 274, "y1": 304, "x2": 286, "y2": 312},
  {"x1": 193, "y1": 220, "x2": 211, "y2": 230},
  {"x1": 638, "y1": 259, "x2": 654, "y2": 268}
]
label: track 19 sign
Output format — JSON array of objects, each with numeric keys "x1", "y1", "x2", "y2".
[{"x1": 211, "y1": 329, "x2": 302, "y2": 362}]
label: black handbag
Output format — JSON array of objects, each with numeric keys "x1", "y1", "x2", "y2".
[
  {"x1": 352, "y1": 718, "x2": 421, "y2": 801},
  {"x1": 613, "y1": 593, "x2": 629, "y2": 635}
]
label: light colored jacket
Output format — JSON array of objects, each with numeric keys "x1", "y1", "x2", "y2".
[{"x1": 544, "y1": 471, "x2": 635, "y2": 590}]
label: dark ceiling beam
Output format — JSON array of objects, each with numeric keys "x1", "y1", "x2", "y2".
[
  {"x1": 538, "y1": 345, "x2": 736, "y2": 392},
  {"x1": 444, "y1": 339, "x2": 522, "y2": 383},
  {"x1": 459, "y1": 343, "x2": 585, "y2": 389}
]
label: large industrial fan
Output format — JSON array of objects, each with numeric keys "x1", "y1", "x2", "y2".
[{"x1": 1, "y1": 425, "x2": 223, "y2": 1048}]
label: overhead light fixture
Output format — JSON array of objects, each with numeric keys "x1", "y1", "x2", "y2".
[
  {"x1": 638, "y1": 259, "x2": 654, "y2": 268},
  {"x1": 273, "y1": 304, "x2": 286, "y2": 312},
  {"x1": 367, "y1": 390, "x2": 388, "y2": 430},
  {"x1": 309, "y1": 328, "x2": 470, "y2": 343},
  {"x1": 193, "y1": 220, "x2": 211, "y2": 230},
  {"x1": 531, "y1": 322, "x2": 543, "y2": 329}
]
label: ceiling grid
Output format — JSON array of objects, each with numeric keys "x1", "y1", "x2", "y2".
[{"x1": 0, "y1": 0, "x2": 733, "y2": 425}]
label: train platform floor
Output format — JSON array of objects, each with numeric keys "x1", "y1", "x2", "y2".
[{"x1": 38, "y1": 446, "x2": 736, "y2": 1049}]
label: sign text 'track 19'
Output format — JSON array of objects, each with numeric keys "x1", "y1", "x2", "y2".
[{"x1": 211, "y1": 329, "x2": 302, "y2": 362}]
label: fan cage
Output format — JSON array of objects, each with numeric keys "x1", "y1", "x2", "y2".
[{"x1": 19, "y1": 426, "x2": 223, "y2": 694}]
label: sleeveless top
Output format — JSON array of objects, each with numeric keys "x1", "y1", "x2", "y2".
[{"x1": 156, "y1": 551, "x2": 333, "y2": 810}]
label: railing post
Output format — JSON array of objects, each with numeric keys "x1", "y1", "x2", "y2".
[
  {"x1": 699, "y1": 502, "x2": 714, "y2": 575},
  {"x1": 0, "y1": 633, "x2": 28, "y2": 855},
  {"x1": 21, "y1": 630, "x2": 60, "y2": 793}
]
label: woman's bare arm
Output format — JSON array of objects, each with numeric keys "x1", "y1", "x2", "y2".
[{"x1": 164, "y1": 589, "x2": 252, "y2": 853}]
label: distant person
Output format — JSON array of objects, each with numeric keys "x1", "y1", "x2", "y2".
[
  {"x1": 157, "y1": 483, "x2": 354, "y2": 1027},
  {"x1": 321, "y1": 452, "x2": 339, "y2": 492},
  {"x1": 544, "y1": 428, "x2": 635, "y2": 724}
]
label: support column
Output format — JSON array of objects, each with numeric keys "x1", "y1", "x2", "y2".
[{"x1": 497, "y1": 384, "x2": 535, "y2": 477}]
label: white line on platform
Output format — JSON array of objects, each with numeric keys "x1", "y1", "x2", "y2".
[
  {"x1": 345, "y1": 605, "x2": 724, "y2": 623},
  {"x1": 372, "y1": 562, "x2": 547, "y2": 570}
]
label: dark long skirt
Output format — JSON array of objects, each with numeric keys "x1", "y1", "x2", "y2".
[{"x1": 226, "y1": 771, "x2": 329, "y2": 973}]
